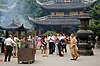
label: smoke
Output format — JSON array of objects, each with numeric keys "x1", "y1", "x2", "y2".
[{"x1": 0, "y1": 0, "x2": 34, "y2": 29}]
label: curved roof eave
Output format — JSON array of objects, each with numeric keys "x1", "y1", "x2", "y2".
[{"x1": 29, "y1": 16, "x2": 80, "y2": 25}]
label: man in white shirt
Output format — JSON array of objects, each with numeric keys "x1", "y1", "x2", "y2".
[
  {"x1": 59, "y1": 34, "x2": 65, "y2": 40},
  {"x1": 48, "y1": 33, "x2": 55, "y2": 54},
  {"x1": 4, "y1": 35, "x2": 16, "y2": 62}
]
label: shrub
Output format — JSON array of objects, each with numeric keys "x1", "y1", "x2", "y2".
[{"x1": 44, "y1": 31, "x2": 57, "y2": 36}]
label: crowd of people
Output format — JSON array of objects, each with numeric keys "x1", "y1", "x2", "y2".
[
  {"x1": 0, "y1": 32, "x2": 80, "y2": 62},
  {"x1": 37, "y1": 33, "x2": 79, "y2": 60}
]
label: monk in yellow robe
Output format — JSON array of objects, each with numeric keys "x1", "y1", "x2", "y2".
[{"x1": 70, "y1": 34, "x2": 80, "y2": 60}]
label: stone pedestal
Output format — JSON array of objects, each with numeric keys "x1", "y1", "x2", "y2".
[{"x1": 77, "y1": 43, "x2": 94, "y2": 56}]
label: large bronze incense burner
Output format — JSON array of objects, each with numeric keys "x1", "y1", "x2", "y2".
[{"x1": 77, "y1": 15, "x2": 94, "y2": 56}]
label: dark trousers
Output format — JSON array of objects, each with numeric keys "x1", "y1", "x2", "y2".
[
  {"x1": 1, "y1": 42, "x2": 4, "y2": 53},
  {"x1": 62, "y1": 45, "x2": 67, "y2": 52},
  {"x1": 4, "y1": 46, "x2": 13, "y2": 61},
  {"x1": 58, "y1": 44, "x2": 63, "y2": 56},
  {"x1": 49, "y1": 42, "x2": 54, "y2": 54},
  {"x1": 52, "y1": 43, "x2": 55, "y2": 52}
]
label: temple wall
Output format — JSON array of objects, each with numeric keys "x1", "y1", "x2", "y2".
[
  {"x1": 50, "y1": 12, "x2": 64, "y2": 16},
  {"x1": 56, "y1": 12, "x2": 64, "y2": 15},
  {"x1": 69, "y1": 11, "x2": 78, "y2": 15},
  {"x1": 51, "y1": 12, "x2": 55, "y2": 15},
  {"x1": 51, "y1": 11, "x2": 84, "y2": 16}
]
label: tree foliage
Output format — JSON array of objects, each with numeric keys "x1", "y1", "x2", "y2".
[
  {"x1": 89, "y1": 0, "x2": 100, "y2": 36},
  {"x1": 44, "y1": 31, "x2": 57, "y2": 36}
]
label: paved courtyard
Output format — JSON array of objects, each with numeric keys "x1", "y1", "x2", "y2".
[{"x1": 0, "y1": 46, "x2": 100, "y2": 66}]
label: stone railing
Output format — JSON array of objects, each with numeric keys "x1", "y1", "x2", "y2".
[{"x1": 32, "y1": 14, "x2": 89, "y2": 21}]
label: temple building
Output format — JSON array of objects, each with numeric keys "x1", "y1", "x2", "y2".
[{"x1": 29, "y1": 0, "x2": 96, "y2": 35}]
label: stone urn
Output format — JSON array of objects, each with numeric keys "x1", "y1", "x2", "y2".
[{"x1": 77, "y1": 15, "x2": 94, "y2": 56}]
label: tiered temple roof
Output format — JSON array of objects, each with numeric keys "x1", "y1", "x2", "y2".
[
  {"x1": 36, "y1": 0, "x2": 96, "y2": 10},
  {"x1": 29, "y1": 0, "x2": 96, "y2": 25}
]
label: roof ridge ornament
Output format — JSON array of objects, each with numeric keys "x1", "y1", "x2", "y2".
[
  {"x1": 28, "y1": 16, "x2": 36, "y2": 21},
  {"x1": 36, "y1": 0, "x2": 44, "y2": 5},
  {"x1": 28, "y1": 16, "x2": 47, "y2": 21}
]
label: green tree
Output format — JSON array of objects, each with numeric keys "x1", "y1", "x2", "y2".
[
  {"x1": 44, "y1": 31, "x2": 57, "y2": 36},
  {"x1": 89, "y1": 0, "x2": 100, "y2": 36}
]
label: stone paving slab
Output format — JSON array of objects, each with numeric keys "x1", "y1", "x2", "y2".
[{"x1": 0, "y1": 47, "x2": 100, "y2": 66}]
